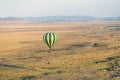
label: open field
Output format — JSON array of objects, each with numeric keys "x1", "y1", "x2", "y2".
[{"x1": 0, "y1": 21, "x2": 120, "y2": 80}]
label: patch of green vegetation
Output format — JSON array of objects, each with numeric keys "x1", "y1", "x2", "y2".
[
  {"x1": 103, "y1": 61, "x2": 120, "y2": 71},
  {"x1": 106, "y1": 56, "x2": 120, "y2": 61},
  {"x1": 42, "y1": 72, "x2": 55, "y2": 75},
  {"x1": 19, "y1": 75, "x2": 36, "y2": 80},
  {"x1": 95, "y1": 56, "x2": 120, "y2": 64},
  {"x1": 47, "y1": 67, "x2": 59, "y2": 70},
  {"x1": 42, "y1": 70, "x2": 63, "y2": 76},
  {"x1": 95, "y1": 60, "x2": 107, "y2": 64},
  {"x1": 0, "y1": 63, "x2": 26, "y2": 69},
  {"x1": 95, "y1": 56, "x2": 120, "y2": 71}
]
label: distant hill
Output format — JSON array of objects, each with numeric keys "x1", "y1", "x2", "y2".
[
  {"x1": 0, "y1": 16, "x2": 120, "y2": 22},
  {"x1": 0, "y1": 17, "x2": 23, "y2": 21},
  {"x1": 0, "y1": 17, "x2": 31, "y2": 25},
  {"x1": 23, "y1": 16, "x2": 96, "y2": 22}
]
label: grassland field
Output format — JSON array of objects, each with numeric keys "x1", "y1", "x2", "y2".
[{"x1": 0, "y1": 21, "x2": 120, "y2": 80}]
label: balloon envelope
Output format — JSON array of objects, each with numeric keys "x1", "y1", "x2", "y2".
[{"x1": 43, "y1": 32, "x2": 58, "y2": 49}]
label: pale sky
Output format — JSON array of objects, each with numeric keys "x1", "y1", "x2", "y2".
[{"x1": 0, "y1": 0, "x2": 120, "y2": 17}]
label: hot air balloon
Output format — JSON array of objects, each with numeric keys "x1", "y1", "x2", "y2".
[{"x1": 43, "y1": 32, "x2": 58, "y2": 51}]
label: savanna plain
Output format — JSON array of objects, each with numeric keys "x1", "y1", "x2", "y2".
[{"x1": 0, "y1": 21, "x2": 120, "y2": 80}]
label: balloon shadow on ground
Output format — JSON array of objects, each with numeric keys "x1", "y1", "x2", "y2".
[
  {"x1": 70, "y1": 43, "x2": 89, "y2": 48},
  {"x1": 36, "y1": 42, "x2": 108, "y2": 53}
]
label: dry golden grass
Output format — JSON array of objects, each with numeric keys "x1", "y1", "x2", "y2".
[{"x1": 0, "y1": 21, "x2": 120, "y2": 80}]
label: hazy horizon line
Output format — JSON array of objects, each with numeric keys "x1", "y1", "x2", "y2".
[{"x1": 0, "y1": 15, "x2": 120, "y2": 18}]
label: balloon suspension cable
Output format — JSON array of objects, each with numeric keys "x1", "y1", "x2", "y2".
[{"x1": 49, "y1": 48, "x2": 52, "y2": 53}]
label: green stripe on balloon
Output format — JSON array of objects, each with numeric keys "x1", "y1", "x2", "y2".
[
  {"x1": 50, "y1": 33, "x2": 54, "y2": 48},
  {"x1": 43, "y1": 33, "x2": 49, "y2": 47}
]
